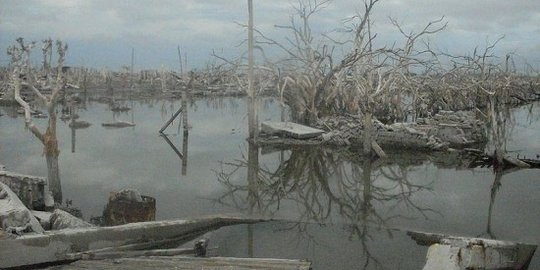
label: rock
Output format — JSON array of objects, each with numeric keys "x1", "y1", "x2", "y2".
[
  {"x1": 31, "y1": 210, "x2": 52, "y2": 230},
  {"x1": 423, "y1": 244, "x2": 460, "y2": 270},
  {"x1": 0, "y1": 183, "x2": 44, "y2": 235},
  {"x1": 50, "y1": 209, "x2": 93, "y2": 230}
]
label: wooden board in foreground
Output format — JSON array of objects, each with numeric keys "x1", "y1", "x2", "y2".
[{"x1": 48, "y1": 256, "x2": 312, "y2": 270}]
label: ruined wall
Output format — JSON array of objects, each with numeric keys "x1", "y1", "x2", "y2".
[{"x1": 0, "y1": 170, "x2": 53, "y2": 210}]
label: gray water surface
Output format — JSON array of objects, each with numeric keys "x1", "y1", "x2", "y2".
[{"x1": 1, "y1": 98, "x2": 539, "y2": 269}]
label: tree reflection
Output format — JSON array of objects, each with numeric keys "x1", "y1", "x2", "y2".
[{"x1": 215, "y1": 145, "x2": 437, "y2": 268}]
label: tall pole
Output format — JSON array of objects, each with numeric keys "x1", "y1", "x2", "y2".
[
  {"x1": 247, "y1": 0, "x2": 257, "y2": 257},
  {"x1": 247, "y1": 0, "x2": 258, "y2": 141},
  {"x1": 177, "y1": 45, "x2": 183, "y2": 75},
  {"x1": 248, "y1": 0, "x2": 254, "y2": 93},
  {"x1": 130, "y1": 48, "x2": 134, "y2": 91}
]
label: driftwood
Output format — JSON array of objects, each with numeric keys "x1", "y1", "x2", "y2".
[
  {"x1": 408, "y1": 230, "x2": 537, "y2": 270},
  {"x1": 0, "y1": 214, "x2": 266, "y2": 269}
]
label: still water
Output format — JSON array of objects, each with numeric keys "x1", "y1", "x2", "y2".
[{"x1": 1, "y1": 97, "x2": 539, "y2": 269}]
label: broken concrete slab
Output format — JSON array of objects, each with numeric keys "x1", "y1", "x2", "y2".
[
  {"x1": 0, "y1": 182, "x2": 44, "y2": 235},
  {"x1": 261, "y1": 121, "x2": 325, "y2": 139},
  {"x1": 408, "y1": 230, "x2": 537, "y2": 270},
  {"x1": 0, "y1": 214, "x2": 267, "y2": 269},
  {"x1": 0, "y1": 170, "x2": 54, "y2": 210},
  {"x1": 50, "y1": 209, "x2": 94, "y2": 230},
  {"x1": 31, "y1": 210, "x2": 53, "y2": 230}
]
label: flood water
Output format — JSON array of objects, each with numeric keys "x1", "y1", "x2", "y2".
[{"x1": 1, "y1": 97, "x2": 539, "y2": 269}]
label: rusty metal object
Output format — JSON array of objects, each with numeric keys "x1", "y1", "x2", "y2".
[{"x1": 103, "y1": 190, "x2": 156, "y2": 226}]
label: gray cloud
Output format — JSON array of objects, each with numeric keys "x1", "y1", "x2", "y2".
[{"x1": 0, "y1": 0, "x2": 538, "y2": 69}]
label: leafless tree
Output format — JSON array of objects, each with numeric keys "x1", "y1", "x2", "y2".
[{"x1": 7, "y1": 38, "x2": 69, "y2": 203}]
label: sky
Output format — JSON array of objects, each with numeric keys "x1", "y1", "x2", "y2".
[{"x1": 1, "y1": 0, "x2": 539, "y2": 72}]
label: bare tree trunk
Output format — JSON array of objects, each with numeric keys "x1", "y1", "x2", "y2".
[
  {"x1": 45, "y1": 103, "x2": 62, "y2": 203},
  {"x1": 46, "y1": 152, "x2": 62, "y2": 203},
  {"x1": 363, "y1": 110, "x2": 373, "y2": 155}
]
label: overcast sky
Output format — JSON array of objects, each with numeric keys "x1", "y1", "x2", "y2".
[{"x1": 1, "y1": 0, "x2": 539, "y2": 71}]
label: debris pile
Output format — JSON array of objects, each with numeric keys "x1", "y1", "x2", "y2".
[
  {"x1": 317, "y1": 114, "x2": 363, "y2": 146},
  {"x1": 314, "y1": 110, "x2": 486, "y2": 150},
  {"x1": 416, "y1": 110, "x2": 487, "y2": 147}
]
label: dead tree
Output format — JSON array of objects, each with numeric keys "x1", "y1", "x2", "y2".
[{"x1": 7, "y1": 38, "x2": 69, "y2": 203}]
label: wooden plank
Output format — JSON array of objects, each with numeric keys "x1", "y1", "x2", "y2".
[
  {"x1": 0, "y1": 215, "x2": 265, "y2": 269},
  {"x1": 261, "y1": 121, "x2": 324, "y2": 139},
  {"x1": 48, "y1": 256, "x2": 312, "y2": 270}
]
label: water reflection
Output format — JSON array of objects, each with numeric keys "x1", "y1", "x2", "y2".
[
  {"x1": 215, "y1": 145, "x2": 443, "y2": 267},
  {"x1": 160, "y1": 132, "x2": 189, "y2": 176},
  {"x1": 216, "y1": 147, "x2": 444, "y2": 222},
  {"x1": 215, "y1": 96, "x2": 540, "y2": 267}
]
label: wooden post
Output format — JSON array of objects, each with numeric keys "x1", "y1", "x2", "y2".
[{"x1": 181, "y1": 75, "x2": 189, "y2": 175}]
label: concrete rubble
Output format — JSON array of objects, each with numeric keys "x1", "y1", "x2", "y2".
[
  {"x1": 50, "y1": 209, "x2": 94, "y2": 230},
  {"x1": 259, "y1": 110, "x2": 487, "y2": 151},
  {"x1": 409, "y1": 230, "x2": 537, "y2": 270},
  {"x1": 0, "y1": 182, "x2": 44, "y2": 235},
  {"x1": 0, "y1": 169, "x2": 54, "y2": 210}
]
